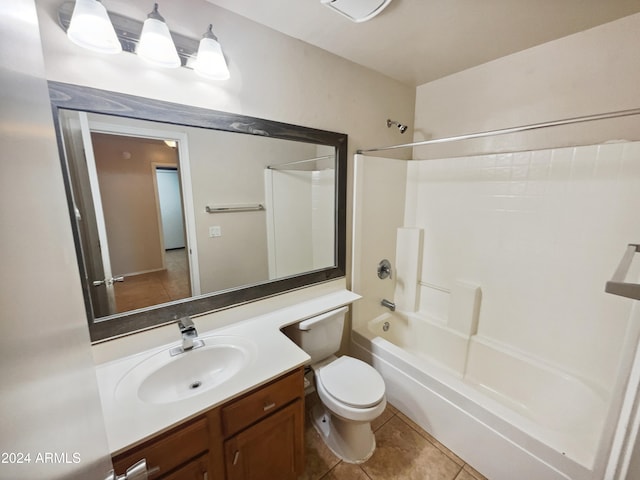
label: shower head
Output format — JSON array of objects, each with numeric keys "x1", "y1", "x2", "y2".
[{"x1": 387, "y1": 119, "x2": 408, "y2": 134}]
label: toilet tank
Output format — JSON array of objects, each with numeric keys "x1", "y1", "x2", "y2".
[{"x1": 283, "y1": 306, "x2": 348, "y2": 364}]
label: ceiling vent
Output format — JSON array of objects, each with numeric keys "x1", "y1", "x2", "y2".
[{"x1": 321, "y1": 0, "x2": 393, "y2": 23}]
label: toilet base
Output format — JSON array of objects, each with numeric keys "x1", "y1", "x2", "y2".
[{"x1": 311, "y1": 403, "x2": 376, "y2": 464}]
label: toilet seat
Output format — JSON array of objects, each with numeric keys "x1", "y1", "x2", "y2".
[{"x1": 316, "y1": 356, "x2": 385, "y2": 408}]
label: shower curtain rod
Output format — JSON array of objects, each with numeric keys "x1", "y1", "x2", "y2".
[
  {"x1": 267, "y1": 154, "x2": 334, "y2": 170},
  {"x1": 357, "y1": 107, "x2": 640, "y2": 154}
]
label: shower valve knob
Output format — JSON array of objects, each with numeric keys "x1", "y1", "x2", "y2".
[{"x1": 377, "y1": 259, "x2": 392, "y2": 279}]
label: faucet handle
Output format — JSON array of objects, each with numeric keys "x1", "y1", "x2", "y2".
[
  {"x1": 377, "y1": 259, "x2": 392, "y2": 279},
  {"x1": 177, "y1": 317, "x2": 195, "y2": 333}
]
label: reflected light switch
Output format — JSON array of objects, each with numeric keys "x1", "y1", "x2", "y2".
[{"x1": 209, "y1": 226, "x2": 222, "y2": 237}]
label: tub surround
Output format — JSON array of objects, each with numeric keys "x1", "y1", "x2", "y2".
[
  {"x1": 393, "y1": 227, "x2": 423, "y2": 311},
  {"x1": 95, "y1": 288, "x2": 360, "y2": 454},
  {"x1": 351, "y1": 140, "x2": 640, "y2": 478}
]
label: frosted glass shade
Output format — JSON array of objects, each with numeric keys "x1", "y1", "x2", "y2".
[
  {"x1": 194, "y1": 37, "x2": 230, "y2": 80},
  {"x1": 67, "y1": 0, "x2": 122, "y2": 54},
  {"x1": 137, "y1": 17, "x2": 180, "y2": 68}
]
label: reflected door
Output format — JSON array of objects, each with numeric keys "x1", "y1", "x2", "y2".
[
  {"x1": 156, "y1": 167, "x2": 186, "y2": 250},
  {"x1": 78, "y1": 112, "x2": 118, "y2": 316}
]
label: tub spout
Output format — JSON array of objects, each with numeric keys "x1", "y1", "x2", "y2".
[{"x1": 381, "y1": 299, "x2": 396, "y2": 311}]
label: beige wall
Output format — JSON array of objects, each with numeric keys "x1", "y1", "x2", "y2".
[{"x1": 413, "y1": 13, "x2": 640, "y2": 160}]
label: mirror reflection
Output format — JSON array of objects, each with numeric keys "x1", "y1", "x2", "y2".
[{"x1": 58, "y1": 109, "x2": 336, "y2": 320}]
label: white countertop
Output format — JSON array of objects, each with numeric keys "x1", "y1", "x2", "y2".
[{"x1": 95, "y1": 289, "x2": 360, "y2": 455}]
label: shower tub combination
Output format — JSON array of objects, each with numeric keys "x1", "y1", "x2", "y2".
[
  {"x1": 350, "y1": 111, "x2": 640, "y2": 479},
  {"x1": 351, "y1": 310, "x2": 617, "y2": 480}
]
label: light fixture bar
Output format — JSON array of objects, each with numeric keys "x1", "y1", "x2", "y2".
[{"x1": 58, "y1": 1, "x2": 199, "y2": 68}]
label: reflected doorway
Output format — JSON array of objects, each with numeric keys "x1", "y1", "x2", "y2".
[
  {"x1": 59, "y1": 109, "x2": 201, "y2": 320},
  {"x1": 112, "y1": 164, "x2": 191, "y2": 312},
  {"x1": 88, "y1": 134, "x2": 192, "y2": 313}
]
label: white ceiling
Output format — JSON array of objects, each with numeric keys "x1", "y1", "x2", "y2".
[{"x1": 205, "y1": 0, "x2": 640, "y2": 87}]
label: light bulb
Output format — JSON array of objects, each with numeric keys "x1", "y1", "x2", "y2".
[
  {"x1": 67, "y1": 0, "x2": 121, "y2": 54},
  {"x1": 194, "y1": 24, "x2": 230, "y2": 80},
  {"x1": 136, "y1": 3, "x2": 180, "y2": 68}
]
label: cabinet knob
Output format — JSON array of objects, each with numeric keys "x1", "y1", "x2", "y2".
[
  {"x1": 263, "y1": 401, "x2": 276, "y2": 412},
  {"x1": 232, "y1": 450, "x2": 240, "y2": 466}
]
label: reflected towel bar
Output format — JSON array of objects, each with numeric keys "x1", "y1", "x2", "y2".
[
  {"x1": 606, "y1": 244, "x2": 640, "y2": 301},
  {"x1": 205, "y1": 204, "x2": 265, "y2": 213}
]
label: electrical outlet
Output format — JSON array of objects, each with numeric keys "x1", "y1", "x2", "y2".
[{"x1": 209, "y1": 226, "x2": 222, "y2": 237}]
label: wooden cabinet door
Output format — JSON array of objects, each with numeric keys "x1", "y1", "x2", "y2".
[{"x1": 224, "y1": 400, "x2": 304, "y2": 480}]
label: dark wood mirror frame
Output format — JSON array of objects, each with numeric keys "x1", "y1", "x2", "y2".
[{"x1": 49, "y1": 81, "x2": 347, "y2": 342}]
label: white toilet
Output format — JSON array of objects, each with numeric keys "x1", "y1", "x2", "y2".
[{"x1": 283, "y1": 306, "x2": 386, "y2": 463}]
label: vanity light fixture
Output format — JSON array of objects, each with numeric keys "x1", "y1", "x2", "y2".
[
  {"x1": 136, "y1": 3, "x2": 180, "y2": 68},
  {"x1": 193, "y1": 24, "x2": 230, "y2": 80},
  {"x1": 57, "y1": 2, "x2": 230, "y2": 79},
  {"x1": 66, "y1": 0, "x2": 121, "y2": 54}
]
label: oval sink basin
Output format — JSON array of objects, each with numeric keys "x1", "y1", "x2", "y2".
[{"x1": 115, "y1": 336, "x2": 256, "y2": 405}]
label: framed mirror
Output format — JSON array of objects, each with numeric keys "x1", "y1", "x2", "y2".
[{"x1": 49, "y1": 82, "x2": 347, "y2": 342}]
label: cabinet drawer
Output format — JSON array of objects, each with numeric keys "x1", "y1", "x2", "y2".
[
  {"x1": 222, "y1": 368, "x2": 303, "y2": 437},
  {"x1": 162, "y1": 453, "x2": 209, "y2": 480},
  {"x1": 113, "y1": 417, "x2": 209, "y2": 478}
]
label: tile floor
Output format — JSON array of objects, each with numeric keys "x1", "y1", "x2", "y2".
[
  {"x1": 113, "y1": 248, "x2": 190, "y2": 312},
  {"x1": 299, "y1": 394, "x2": 489, "y2": 480}
]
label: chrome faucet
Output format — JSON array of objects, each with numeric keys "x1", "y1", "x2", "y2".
[
  {"x1": 179, "y1": 317, "x2": 198, "y2": 350},
  {"x1": 170, "y1": 317, "x2": 204, "y2": 356},
  {"x1": 381, "y1": 299, "x2": 396, "y2": 311}
]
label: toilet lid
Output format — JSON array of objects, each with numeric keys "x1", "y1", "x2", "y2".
[{"x1": 317, "y1": 356, "x2": 385, "y2": 408}]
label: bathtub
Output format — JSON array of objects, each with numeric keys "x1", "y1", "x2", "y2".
[{"x1": 351, "y1": 311, "x2": 612, "y2": 480}]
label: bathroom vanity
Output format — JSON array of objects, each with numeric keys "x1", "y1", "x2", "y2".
[
  {"x1": 95, "y1": 289, "x2": 361, "y2": 480},
  {"x1": 112, "y1": 368, "x2": 304, "y2": 480}
]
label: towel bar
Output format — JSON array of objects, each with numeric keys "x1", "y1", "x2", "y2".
[{"x1": 205, "y1": 204, "x2": 264, "y2": 213}]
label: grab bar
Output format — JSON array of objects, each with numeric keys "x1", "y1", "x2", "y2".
[{"x1": 606, "y1": 244, "x2": 640, "y2": 300}]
